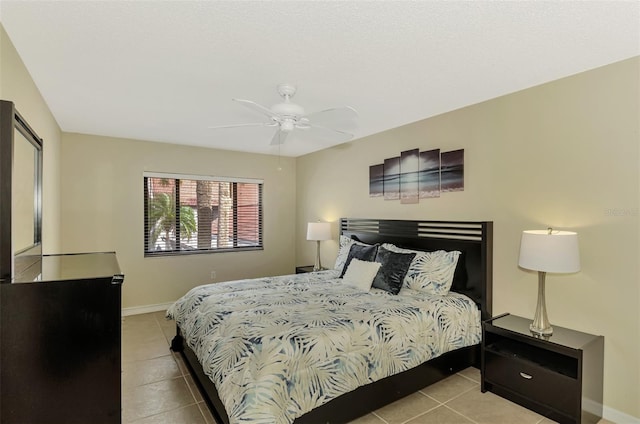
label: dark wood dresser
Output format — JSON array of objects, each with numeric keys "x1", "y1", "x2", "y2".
[{"x1": 0, "y1": 252, "x2": 124, "y2": 423}]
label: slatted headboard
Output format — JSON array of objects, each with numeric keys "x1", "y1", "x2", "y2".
[{"x1": 340, "y1": 218, "x2": 493, "y2": 320}]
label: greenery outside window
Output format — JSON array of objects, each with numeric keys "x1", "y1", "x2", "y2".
[{"x1": 144, "y1": 172, "x2": 263, "y2": 256}]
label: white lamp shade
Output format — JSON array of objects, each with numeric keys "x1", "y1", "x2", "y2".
[
  {"x1": 307, "y1": 222, "x2": 331, "y2": 241},
  {"x1": 518, "y1": 230, "x2": 580, "y2": 273}
]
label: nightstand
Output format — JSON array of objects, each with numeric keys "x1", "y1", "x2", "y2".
[
  {"x1": 482, "y1": 314, "x2": 603, "y2": 424},
  {"x1": 295, "y1": 266, "x2": 315, "y2": 274}
]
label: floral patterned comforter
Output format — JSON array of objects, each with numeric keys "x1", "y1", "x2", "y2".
[{"x1": 167, "y1": 270, "x2": 481, "y2": 424}]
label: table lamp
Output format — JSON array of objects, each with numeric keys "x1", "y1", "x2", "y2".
[
  {"x1": 518, "y1": 228, "x2": 580, "y2": 336},
  {"x1": 307, "y1": 222, "x2": 331, "y2": 271}
]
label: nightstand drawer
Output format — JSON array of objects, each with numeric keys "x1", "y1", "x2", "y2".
[{"x1": 485, "y1": 351, "x2": 578, "y2": 416}]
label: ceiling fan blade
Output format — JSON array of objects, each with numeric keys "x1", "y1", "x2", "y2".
[
  {"x1": 270, "y1": 128, "x2": 290, "y2": 145},
  {"x1": 303, "y1": 106, "x2": 358, "y2": 125},
  {"x1": 304, "y1": 124, "x2": 354, "y2": 143},
  {"x1": 208, "y1": 122, "x2": 277, "y2": 130},
  {"x1": 233, "y1": 99, "x2": 279, "y2": 120}
]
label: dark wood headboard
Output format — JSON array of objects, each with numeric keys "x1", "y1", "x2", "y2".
[{"x1": 340, "y1": 218, "x2": 493, "y2": 320}]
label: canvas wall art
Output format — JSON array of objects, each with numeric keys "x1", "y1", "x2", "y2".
[
  {"x1": 369, "y1": 147, "x2": 464, "y2": 202},
  {"x1": 400, "y1": 149, "x2": 419, "y2": 204},
  {"x1": 419, "y1": 149, "x2": 441, "y2": 198},
  {"x1": 440, "y1": 149, "x2": 464, "y2": 192},
  {"x1": 383, "y1": 157, "x2": 400, "y2": 200},
  {"x1": 369, "y1": 164, "x2": 384, "y2": 198}
]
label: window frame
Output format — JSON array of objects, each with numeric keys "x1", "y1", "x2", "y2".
[{"x1": 143, "y1": 172, "x2": 263, "y2": 257}]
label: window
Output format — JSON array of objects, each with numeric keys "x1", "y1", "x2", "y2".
[{"x1": 143, "y1": 172, "x2": 263, "y2": 256}]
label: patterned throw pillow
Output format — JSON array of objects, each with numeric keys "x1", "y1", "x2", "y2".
[
  {"x1": 381, "y1": 243, "x2": 461, "y2": 295},
  {"x1": 371, "y1": 246, "x2": 416, "y2": 295},
  {"x1": 334, "y1": 235, "x2": 371, "y2": 272}
]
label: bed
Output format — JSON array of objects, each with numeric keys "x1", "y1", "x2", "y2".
[{"x1": 168, "y1": 218, "x2": 493, "y2": 424}]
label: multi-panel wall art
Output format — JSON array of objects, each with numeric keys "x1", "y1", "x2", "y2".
[{"x1": 369, "y1": 148, "x2": 464, "y2": 202}]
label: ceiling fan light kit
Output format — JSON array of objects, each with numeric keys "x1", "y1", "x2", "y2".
[
  {"x1": 280, "y1": 119, "x2": 295, "y2": 133},
  {"x1": 210, "y1": 83, "x2": 358, "y2": 146}
]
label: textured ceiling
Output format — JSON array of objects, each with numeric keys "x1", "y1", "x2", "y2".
[{"x1": 1, "y1": 1, "x2": 638, "y2": 157}]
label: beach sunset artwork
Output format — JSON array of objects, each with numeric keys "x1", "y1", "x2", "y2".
[
  {"x1": 400, "y1": 149, "x2": 419, "y2": 204},
  {"x1": 419, "y1": 149, "x2": 441, "y2": 198},
  {"x1": 383, "y1": 157, "x2": 400, "y2": 200},
  {"x1": 369, "y1": 146, "x2": 464, "y2": 203},
  {"x1": 440, "y1": 149, "x2": 464, "y2": 192},
  {"x1": 369, "y1": 164, "x2": 384, "y2": 197}
]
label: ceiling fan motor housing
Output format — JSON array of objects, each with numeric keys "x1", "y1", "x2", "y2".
[
  {"x1": 272, "y1": 83, "x2": 305, "y2": 119},
  {"x1": 271, "y1": 102, "x2": 305, "y2": 118}
]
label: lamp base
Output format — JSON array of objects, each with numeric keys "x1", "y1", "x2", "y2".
[
  {"x1": 529, "y1": 323, "x2": 553, "y2": 336},
  {"x1": 530, "y1": 271, "x2": 553, "y2": 336},
  {"x1": 313, "y1": 240, "x2": 323, "y2": 272}
]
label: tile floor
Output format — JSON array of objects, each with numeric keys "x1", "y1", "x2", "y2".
[{"x1": 122, "y1": 312, "x2": 612, "y2": 424}]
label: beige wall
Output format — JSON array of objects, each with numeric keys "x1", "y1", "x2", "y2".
[
  {"x1": 60, "y1": 133, "x2": 297, "y2": 309},
  {"x1": 0, "y1": 24, "x2": 62, "y2": 253},
  {"x1": 296, "y1": 57, "x2": 640, "y2": 419}
]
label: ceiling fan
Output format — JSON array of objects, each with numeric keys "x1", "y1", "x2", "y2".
[{"x1": 209, "y1": 83, "x2": 358, "y2": 146}]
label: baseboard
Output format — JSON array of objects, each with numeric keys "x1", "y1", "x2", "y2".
[
  {"x1": 121, "y1": 302, "x2": 174, "y2": 317},
  {"x1": 582, "y1": 398, "x2": 640, "y2": 424},
  {"x1": 603, "y1": 405, "x2": 640, "y2": 424}
]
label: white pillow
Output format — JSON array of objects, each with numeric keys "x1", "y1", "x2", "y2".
[
  {"x1": 342, "y1": 258, "x2": 382, "y2": 292},
  {"x1": 381, "y1": 243, "x2": 460, "y2": 295}
]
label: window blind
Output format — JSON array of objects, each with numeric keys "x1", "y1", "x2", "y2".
[{"x1": 143, "y1": 173, "x2": 263, "y2": 256}]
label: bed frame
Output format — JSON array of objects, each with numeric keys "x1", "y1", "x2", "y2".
[{"x1": 171, "y1": 218, "x2": 493, "y2": 424}]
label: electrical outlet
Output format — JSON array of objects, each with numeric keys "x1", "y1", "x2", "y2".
[{"x1": 210, "y1": 271, "x2": 216, "y2": 281}]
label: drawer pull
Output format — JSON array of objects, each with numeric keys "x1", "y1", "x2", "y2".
[{"x1": 519, "y1": 372, "x2": 533, "y2": 380}]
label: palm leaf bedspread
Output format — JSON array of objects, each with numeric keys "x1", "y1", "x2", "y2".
[{"x1": 167, "y1": 270, "x2": 481, "y2": 424}]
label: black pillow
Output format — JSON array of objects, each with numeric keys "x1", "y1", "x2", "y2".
[
  {"x1": 339, "y1": 243, "x2": 378, "y2": 278},
  {"x1": 372, "y1": 246, "x2": 416, "y2": 295}
]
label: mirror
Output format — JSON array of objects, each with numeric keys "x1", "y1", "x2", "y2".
[
  {"x1": 0, "y1": 100, "x2": 43, "y2": 282},
  {"x1": 12, "y1": 128, "x2": 38, "y2": 253}
]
